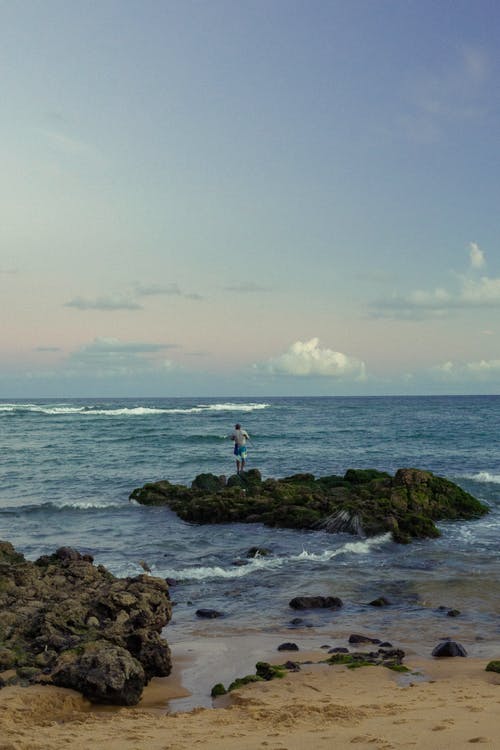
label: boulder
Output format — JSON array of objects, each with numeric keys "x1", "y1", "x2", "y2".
[
  {"x1": 130, "y1": 468, "x2": 488, "y2": 543},
  {"x1": 431, "y1": 641, "x2": 467, "y2": 657},
  {"x1": 0, "y1": 542, "x2": 172, "y2": 705}
]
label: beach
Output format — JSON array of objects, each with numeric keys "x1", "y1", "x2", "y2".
[
  {"x1": 1, "y1": 397, "x2": 499, "y2": 747},
  {"x1": 1, "y1": 640, "x2": 499, "y2": 750}
]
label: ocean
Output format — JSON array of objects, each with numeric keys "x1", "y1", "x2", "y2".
[{"x1": 1, "y1": 395, "x2": 499, "y2": 660}]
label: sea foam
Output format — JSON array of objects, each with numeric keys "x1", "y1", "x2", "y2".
[{"x1": 160, "y1": 534, "x2": 392, "y2": 581}]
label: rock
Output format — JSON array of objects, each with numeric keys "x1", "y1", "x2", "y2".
[
  {"x1": 283, "y1": 661, "x2": 301, "y2": 671},
  {"x1": 51, "y1": 642, "x2": 145, "y2": 705},
  {"x1": 246, "y1": 546, "x2": 271, "y2": 558},
  {"x1": 485, "y1": 661, "x2": 500, "y2": 673},
  {"x1": 195, "y1": 609, "x2": 223, "y2": 619},
  {"x1": 0, "y1": 541, "x2": 172, "y2": 705},
  {"x1": 349, "y1": 634, "x2": 381, "y2": 645},
  {"x1": 368, "y1": 596, "x2": 391, "y2": 607},
  {"x1": 289, "y1": 596, "x2": 343, "y2": 610},
  {"x1": 191, "y1": 473, "x2": 227, "y2": 492},
  {"x1": 130, "y1": 468, "x2": 488, "y2": 543},
  {"x1": 447, "y1": 609, "x2": 461, "y2": 617},
  {"x1": 432, "y1": 641, "x2": 467, "y2": 657},
  {"x1": 328, "y1": 647, "x2": 349, "y2": 654},
  {"x1": 277, "y1": 642, "x2": 299, "y2": 651},
  {"x1": 289, "y1": 617, "x2": 304, "y2": 625}
]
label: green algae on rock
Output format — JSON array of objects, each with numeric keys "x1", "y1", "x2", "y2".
[{"x1": 129, "y1": 467, "x2": 488, "y2": 543}]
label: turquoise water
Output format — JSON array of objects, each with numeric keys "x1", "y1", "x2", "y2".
[{"x1": 1, "y1": 396, "x2": 499, "y2": 654}]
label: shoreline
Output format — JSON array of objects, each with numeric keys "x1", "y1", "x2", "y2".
[{"x1": 1, "y1": 637, "x2": 499, "y2": 750}]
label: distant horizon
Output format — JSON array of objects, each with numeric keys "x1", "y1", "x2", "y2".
[{"x1": 2, "y1": 392, "x2": 499, "y2": 400}]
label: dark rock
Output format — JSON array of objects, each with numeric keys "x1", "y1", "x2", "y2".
[
  {"x1": 191, "y1": 473, "x2": 227, "y2": 492},
  {"x1": 432, "y1": 641, "x2": 467, "y2": 657},
  {"x1": 195, "y1": 608, "x2": 223, "y2": 619},
  {"x1": 246, "y1": 546, "x2": 271, "y2": 558},
  {"x1": 255, "y1": 661, "x2": 286, "y2": 681},
  {"x1": 349, "y1": 634, "x2": 381, "y2": 645},
  {"x1": 130, "y1": 468, "x2": 488, "y2": 543},
  {"x1": 485, "y1": 661, "x2": 500, "y2": 673},
  {"x1": 289, "y1": 618, "x2": 304, "y2": 625},
  {"x1": 165, "y1": 578, "x2": 177, "y2": 586},
  {"x1": 368, "y1": 596, "x2": 391, "y2": 607},
  {"x1": 379, "y1": 642, "x2": 393, "y2": 648},
  {"x1": 289, "y1": 596, "x2": 343, "y2": 610},
  {"x1": 283, "y1": 661, "x2": 301, "y2": 671},
  {"x1": 328, "y1": 647, "x2": 349, "y2": 654},
  {"x1": 447, "y1": 609, "x2": 461, "y2": 617},
  {"x1": 320, "y1": 644, "x2": 331, "y2": 650},
  {"x1": 277, "y1": 642, "x2": 299, "y2": 651},
  {"x1": 0, "y1": 541, "x2": 172, "y2": 705}
]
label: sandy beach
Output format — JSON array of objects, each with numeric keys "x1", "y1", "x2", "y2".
[{"x1": 2, "y1": 635, "x2": 499, "y2": 750}]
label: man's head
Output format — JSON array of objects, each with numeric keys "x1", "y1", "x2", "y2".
[{"x1": 235, "y1": 423, "x2": 241, "y2": 429}]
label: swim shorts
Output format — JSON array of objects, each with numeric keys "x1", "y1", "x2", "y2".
[{"x1": 234, "y1": 444, "x2": 247, "y2": 459}]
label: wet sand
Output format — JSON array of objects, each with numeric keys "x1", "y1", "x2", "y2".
[{"x1": 1, "y1": 633, "x2": 499, "y2": 750}]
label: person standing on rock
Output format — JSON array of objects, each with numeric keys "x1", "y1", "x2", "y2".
[{"x1": 230, "y1": 423, "x2": 250, "y2": 474}]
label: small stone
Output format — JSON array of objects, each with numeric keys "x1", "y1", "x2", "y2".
[
  {"x1": 277, "y1": 642, "x2": 299, "y2": 652},
  {"x1": 348, "y1": 634, "x2": 381, "y2": 645},
  {"x1": 431, "y1": 641, "x2": 467, "y2": 657},
  {"x1": 368, "y1": 596, "x2": 391, "y2": 607},
  {"x1": 447, "y1": 609, "x2": 461, "y2": 617},
  {"x1": 195, "y1": 608, "x2": 223, "y2": 619}
]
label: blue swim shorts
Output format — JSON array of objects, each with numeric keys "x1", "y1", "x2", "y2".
[{"x1": 234, "y1": 444, "x2": 247, "y2": 459}]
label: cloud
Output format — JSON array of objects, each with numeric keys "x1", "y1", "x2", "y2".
[
  {"x1": 469, "y1": 242, "x2": 485, "y2": 269},
  {"x1": 255, "y1": 338, "x2": 366, "y2": 380},
  {"x1": 66, "y1": 337, "x2": 178, "y2": 376},
  {"x1": 64, "y1": 296, "x2": 143, "y2": 311},
  {"x1": 432, "y1": 358, "x2": 500, "y2": 382},
  {"x1": 370, "y1": 243, "x2": 500, "y2": 319}
]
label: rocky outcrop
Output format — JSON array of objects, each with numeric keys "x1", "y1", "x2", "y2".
[
  {"x1": 0, "y1": 542, "x2": 172, "y2": 705},
  {"x1": 130, "y1": 467, "x2": 488, "y2": 543}
]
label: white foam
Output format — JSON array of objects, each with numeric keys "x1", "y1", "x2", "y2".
[
  {"x1": 161, "y1": 534, "x2": 392, "y2": 582},
  {"x1": 464, "y1": 472, "x2": 500, "y2": 485},
  {"x1": 0, "y1": 402, "x2": 270, "y2": 417}
]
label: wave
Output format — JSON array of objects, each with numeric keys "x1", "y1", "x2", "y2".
[
  {"x1": 160, "y1": 533, "x2": 391, "y2": 582},
  {"x1": 0, "y1": 500, "x2": 126, "y2": 513},
  {"x1": 0, "y1": 402, "x2": 270, "y2": 417},
  {"x1": 464, "y1": 472, "x2": 500, "y2": 485}
]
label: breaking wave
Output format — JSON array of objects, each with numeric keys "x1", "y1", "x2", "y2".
[
  {"x1": 161, "y1": 534, "x2": 392, "y2": 581},
  {"x1": 464, "y1": 472, "x2": 500, "y2": 485},
  {"x1": 0, "y1": 402, "x2": 270, "y2": 417}
]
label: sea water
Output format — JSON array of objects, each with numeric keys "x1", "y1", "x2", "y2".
[{"x1": 1, "y1": 396, "x2": 499, "y2": 656}]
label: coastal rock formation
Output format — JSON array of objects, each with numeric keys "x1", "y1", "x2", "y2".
[
  {"x1": 130, "y1": 467, "x2": 488, "y2": 543},
  {"x1": 0, "y1": 542, "x2": 172, "y2": 705}
]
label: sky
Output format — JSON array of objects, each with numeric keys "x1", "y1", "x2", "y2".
[{"x1": 1, "y1": 0, "x2": 500, "y2": 397}]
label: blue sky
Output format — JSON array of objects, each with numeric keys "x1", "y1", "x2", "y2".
[{"x1": 1, "y1": 0, "x2": 499, "y2": 396}]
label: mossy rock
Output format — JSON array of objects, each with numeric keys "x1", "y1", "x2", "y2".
[
  {"x1": 485, "y1": 660, "x2": 500, "y2": 673},
  {"x1": 210, "y1": 682, "x2": 227, "y2": 697},
  {"x1": 130, "y1": 468, "x2": 488, "y2": 543}
]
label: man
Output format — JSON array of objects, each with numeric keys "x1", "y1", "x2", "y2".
[{"x1": 230, "y1": 423, "x2": 250, "y2": 474}]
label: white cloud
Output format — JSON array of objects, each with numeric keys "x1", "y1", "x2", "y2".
[
  {"x1": 432, "y1": 358, "x2": 500, "y2": 381},
  {"x1": 370, "y1": 244, "x2": 500, "y2": 319},
  {"x1": 255, "y1": 338, "x2": 366, "y2": 379},
  {"x1": 469, "y1": 242, "x2": 485, "y2": 269}
]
